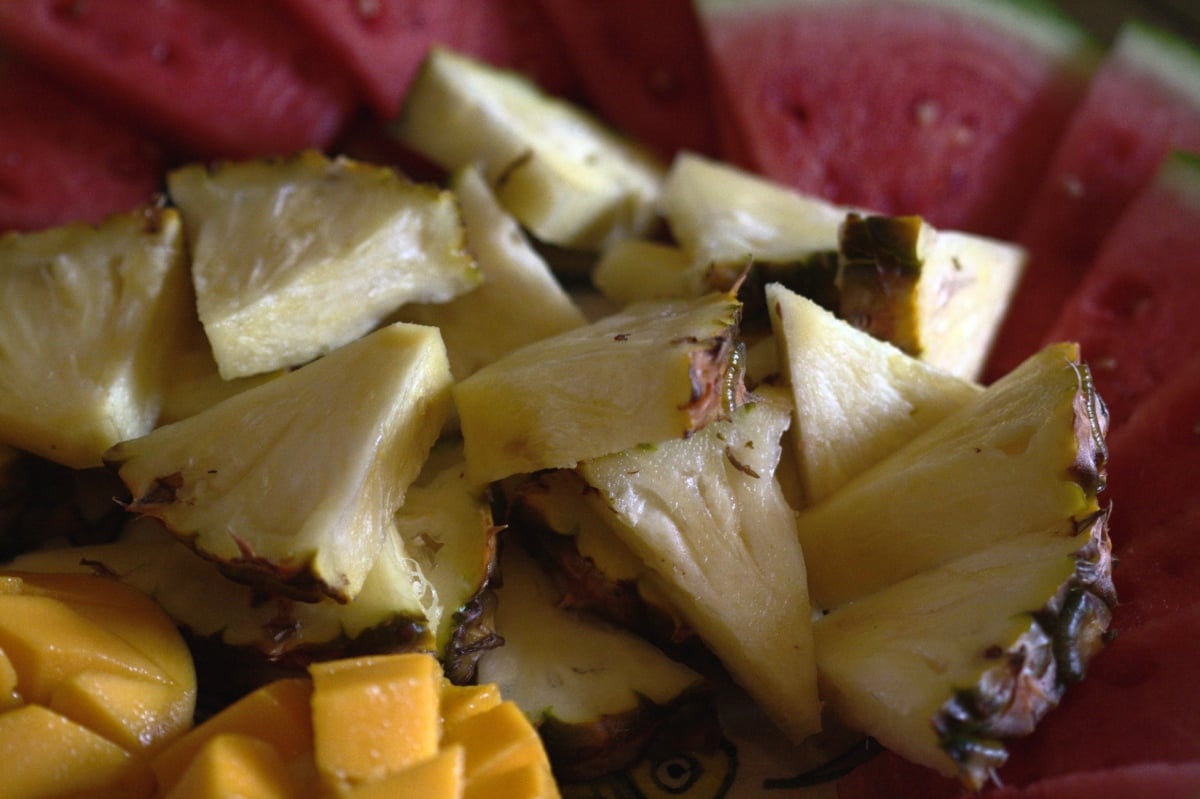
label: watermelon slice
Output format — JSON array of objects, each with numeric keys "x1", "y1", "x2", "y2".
[
  {"x1": 987, "y1": 22, "x2": 1200, "y2": 379},
  {"x1": 275, "y1": 0, "x2": 581, "y2": 120},
  {"x1": 988, "y1": 763, "x2": 1200, "y2": 799},
  {"x1": 696, "y1": 0, "x2": 1098, "y2": 238},
  {"x1": 1037, "y1": 150, "x2": 1200, "y2": 430},
  {"x1": 0, "y1": 0, "x2": 360, "y2": 158},
  {"x1": 535, "y1": 0, "x2": 720, "y2": 159},
  {"x1": 0, "y1": 50, "x2": 165, "y2": 232}
]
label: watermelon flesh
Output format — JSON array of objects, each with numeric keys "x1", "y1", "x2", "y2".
[
  {"x1": 276, "y1": 0, "x2": 582, "y2": 120},
  {"x1": 0, "y1": 0, "x2": 360, "y2": 158},
  {"x1": 0, "y1": 50, "x2": 164, "y2": 233},
  {"x1": 696, "y1": 0, "x2": 1097, "y2": 238},
  {"x1": 1037, "y1": 150, "x2": 1200, "y2": 430},
  {"x1": 986, "y1": 23, "x2": 1200, "y2": 379},
  {"x1": 535, "y1": 0, "x2": 720, "y2": 159}
]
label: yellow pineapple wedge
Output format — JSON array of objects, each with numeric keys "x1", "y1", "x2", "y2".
[
  {"x1": 105, "y1": 321, "x2": 454, "y2": 604},
  {"x1": 836, "y1": 213, "x2": 1025, "y2": 381},
  {"x1": 766, "y1": 283, "x2": 981, "y2": 506},
  {"x1": 576, "y1": 389, "x2": 822, "y2": 744},
  {"x1": 814, "y1": 510, "x2": 1114, "y2": 789},
  {"x1": 795, "y1": 341, "x2": 1107, "y2": 611},
  {"x1": 454, "y1": 291, "x2": 745, "y2": 485},
  {"x1": 390, "y1": 48, "x2": 664, "y2": 252},
  {"x1": 167, "y1": 150, "x2": 480, "y2": 379},
  {"x1": 396, "y1": 164, "x2": 587, "y2": 382},
  {"x1": 0, "y1": 206, "x2": 192, "y2": 469}
]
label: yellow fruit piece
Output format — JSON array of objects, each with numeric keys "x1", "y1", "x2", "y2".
[
  {"x1": 152, "y1": 678, "x2": 314, "y2": 796},
  {"x1": 310, "y1": 653, "x2": 441, "y2": 787},
  {"x1": 49, "y1": 670, "x2": 191, "y2": 756},
  {"x1": 340, "y1": 745, "x2": 465, "y2": 799},
  {"x1": 463, "y1": 759, "x2": 561, "y2": 799},
  {"x1": 438, "y1": 679, "x2": 502, "y2": 729},
  {"x1": 0, "y1": 703, "x2": 155, "y2": 799},
  {"x1": 163, "y1": 732, "x2": 297, "y2": 799},
  {"x1": 0, "y1": 647, "x2": 20, "y2": 711},
  {"x1": 442, "y1": 700, "x2": 549, "y2": 782}
]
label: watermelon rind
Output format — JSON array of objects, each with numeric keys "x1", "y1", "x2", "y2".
[{"x1": 1115, "y1": 21, "x2": 1200, "y2": 110}]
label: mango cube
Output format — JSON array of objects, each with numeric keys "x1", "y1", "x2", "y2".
[
  {"x1": 163, "y1": 732, "x2": 296, "y2": 799},
  {"x1": 341, "y1": 745, "x2": 466, "y2": 799}
]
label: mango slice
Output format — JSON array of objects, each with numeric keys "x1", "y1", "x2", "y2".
[{"x1": 163, "y1": 733, "x2": 297, "y2": 799}]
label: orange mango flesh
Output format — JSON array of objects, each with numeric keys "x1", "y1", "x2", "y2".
[
  {"x1": 163, "y1": 733, "x2": 298, "y2": 799},
  {"x1": 0, "y1": 571, "x2": 197, "y2": 799}
]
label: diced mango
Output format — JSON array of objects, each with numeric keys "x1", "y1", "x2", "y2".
[
  {"x1": 0, "y1": 646, "x2": 20, "y2": 711},
  {"x1": 310, "y1": 653, "x2": 441, "y2": 787},
  {"x1": 0, "y1": 703, "x2": 155, "y2": 799},
  {"x1": 439, "y1": 679, "x2": 502, "y2": 729},
  {"x1": 443, "y1": 700, "x2": 548, "y2": 781},
  {"x1": 463, "y1": 759, "x2": 561, "y2": 799},
  {"x1": 163, "y1": 732, "x2": 297, "y2": 799},
  {"x1": 49, "y1": 670, "x2": 192, "y2": 755},
  {"x1": 151, "y1": 678, "x2": 314, "y2": 796},
  {"x1": 341, "y1": 745, "x2": 465, "y2": 799}
]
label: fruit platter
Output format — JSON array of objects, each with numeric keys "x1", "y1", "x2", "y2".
[{"x1": 1, "y1": 1, "x2": 1198, "y2": 797}]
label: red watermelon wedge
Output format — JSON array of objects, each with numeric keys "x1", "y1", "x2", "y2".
[
  {"x1": 988, "y1": 762, "x2": 1200, "y2": 799},
  {"x1": 0, "y1": 0, "x2": 360, "y2": 158},
  {"x1": 695, "y1": 0, "x2": 1098, "y2": 238},
  {"x1": 275, "y1": 0, "x2": 581, "y2": 120},
  {"x1": 1038, "y1": 150, "x2": 1200, "y2": 430},
  {"x1": 534, "y1": 0, "x2": 720, "y2": 159},
  {"x1": 986, "y1": 22, "x2": 1200, "y2": 379},
  {"x1": 0, "y1": 50, "x2": 165, "y2": 232}
]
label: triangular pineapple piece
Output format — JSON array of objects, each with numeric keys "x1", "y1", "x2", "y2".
[
  {"x1": 795, "y1": 342, "x2": 1108, "y2": 609},
  {"x1": 397, "y1": 164, "x2": 587, "y2": 381},
  {"x1": 577, "y1": 390, "x2": 822, "y2": 743},
  {"x1": 106, "y1": 321, "x2": 454, "y2": 604},
  {"x1": 391, "y1": 48, "x2": 664, "y2": 251},
  {"x1": 836, "y1": 213, "x2": 1025, "y2": 381},
  {"x1": 766, "y1": 283, "x2": 981, "y2": 505},
  {"x1": 167, "y1": 150, "x2": 480, "y2": 379},
  {"x1": 815, "y1": 510, "x2": 1114, "y2": 790},
  {"x1": 0, "y1": 207, "x2": 192, "y2": 468},
  {"x1": 454, "y1": 291, "x2": 744, "y2": 485}
]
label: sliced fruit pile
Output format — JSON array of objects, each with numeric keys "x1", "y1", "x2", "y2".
[{"x1": 0, "y1": 2, "x2": 1197, "y2": 798}]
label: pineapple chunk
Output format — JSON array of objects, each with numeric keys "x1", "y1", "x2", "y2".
[
  {"x1": 454, "y1": 291, "x2": 744, "y2": 485},
  {"x1": 167, "y1": 150, "x2": 480, "y2": 379},
  {"x1": 391, "y1": 48, "x2": 664, "y2": 251},
  {"x1": 766, "y1": 283, "x2": 981, "y2": 505},
  {"x1": 577, "y1": 390, "x2": 822, "y2": 743},
  {"x1": 836, "y1": 213, "x2": 1025, "y2": 381},
  {"x1": 0, "y1": 206, "x2": 192, "y2": 468},
  {"x1": 106, "y1": 321, "x2": 453, "y2": 604},
  {"x1": 397, "y1": 164, "x2": 587, "y2": 381},
  {"x1": 796, "y1": 342, "x2": 1108, "y2": 610},
  {"x1": 815, "y1": 510, "x2": 1114, "y2": 789},
  {"x1": 592, "y1": 239, "x2": 697, "y2": 304}
]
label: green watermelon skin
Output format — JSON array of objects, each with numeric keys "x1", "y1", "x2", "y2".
[
  {"x1": 986, "y1": 23, "x2": 1200, "y2": 380},
  {"x1": 1038, "y1": 151, "x2": 1200, "y2": 430},
  {"x1": 0, "y1": 0, "x2": 360, "y2": 158},
  {"x1": 277, "y1": 0, "x2": 582, "y2": 120},
  {"x1": 535, "y1": 0, "x2": 720, "y2": 159},
  {"x1": 697, "y1": 0, "x2": 1097, "y2": 238},
  {"x1": 0, "y1": 51, "x2": 164, "y2": 232}
]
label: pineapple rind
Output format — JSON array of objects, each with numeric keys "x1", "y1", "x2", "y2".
[
  {"x1": 168, "y1": 151, "x2": 480, "y2": 379},
  {"x1": 796, "y1": 342, "x2": 1105, "y2": 609},
  {"x1": 454, "y1": 292, "x2": 743, "y2": 485},
  {"x1": 577, "y1": 391, "x2": 822, "y2": 744},
  {"x1": 0, "y1": 207, "x2": 192, "y2": 469},
  {"x1": 107, "y1": 322, "x2": 454, "y2": 604}
]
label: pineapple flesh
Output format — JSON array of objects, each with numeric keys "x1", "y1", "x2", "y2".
[
  {"x1": 836, "y1": 213, "x2": 1025, "y2": 381},
  {"x1": 795, "y1": 342, "x2": 1107, "y2": 610},
  {"x1": 106, "y1": 321, "x2": 454, "y2": 604},
  {"x1": 766, "y1": 282, "x2": 981, "y2": 505},
  {"x1": 167, "y1": 150, "x2": 480, "y2": 379},
  {"x1": 454, "y1": 291, "x2": 745, "y2": 485},
  {"x1": 576, "y1": 390, "x2": 822, "y2": 744},
  {"x1": 0, "y1": 206, "x2": 193, "y2": 469}
]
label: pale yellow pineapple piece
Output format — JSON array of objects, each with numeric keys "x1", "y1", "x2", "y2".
[
  {"x1": 168, "y1": 150, "x2": 480, "y2": 379},
  {"x1": 392, "y1": 48, "x2": 664, "y2": 251},
  {"x1": 591, "y1": 238, "x2": 695, "y2": 304},
  {"x1": 455, "y1": 292, "x2": 743, "y2": 485},
  {"x1": 398, "y1": 164, "x2": 586, "y2": 381},
  {"x1": 0, "y1": 207, "x2": 192, "y2": 468},
  {"x1": 766, "y1": 283, "x2": 981, "y2": 505},
  {"x1": 107, "y1": 322, "x2": 453, "y2": 604}
]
